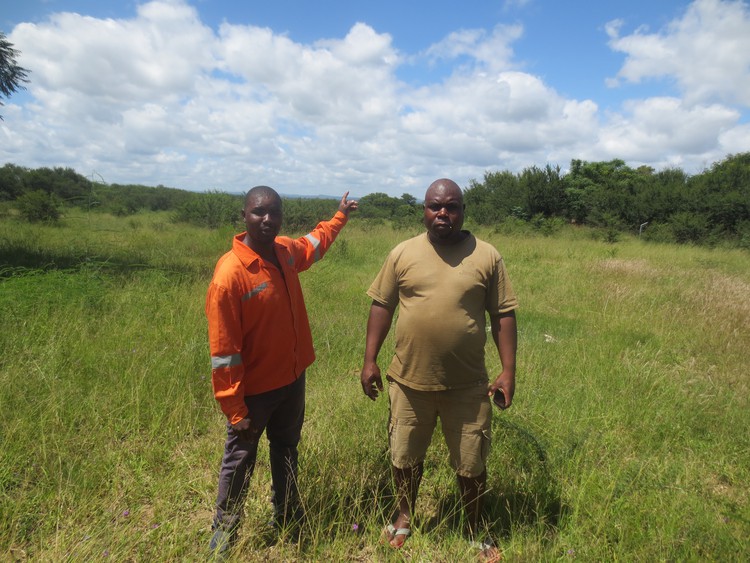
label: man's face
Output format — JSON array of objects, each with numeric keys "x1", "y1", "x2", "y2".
[
  {"x1": 423, "y1": 184, "x2": 464, "y2": 242},
  {"x1": 242, "y1": 193, "x2": 282, "y2": 245}
]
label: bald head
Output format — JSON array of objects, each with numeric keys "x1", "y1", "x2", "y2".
[
  {"x1": 425, "y1": 178, "x2": 463, "y2": 204},
  {"x1": 245, "y1": 185, "x2": 281, "y2": 207},
  {"x1": 423, "y1": 178, "x2": 466, "y2": 244}
]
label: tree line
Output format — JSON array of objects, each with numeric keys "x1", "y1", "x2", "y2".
[
  {"x1": 1, "y1": 152, "x2": 748, "y2": 247},
  {"x1": 463, "y1": 154, "x2": 749, "y2": 246}
]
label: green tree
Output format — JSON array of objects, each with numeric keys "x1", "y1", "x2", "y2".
[
  {"x1": 400, "y1": 193, "x2": 417, "y2": 207},
  {"x1": 563, "y1": 160, "x2": 599, "y2": 224},
  {"x1": 0, "y1": 32, "x2": 29, "y2": 120},
  {"x1": 695, "y1": 152, "x2": 750, "y2": 234},
  {"x1": 563, "y1": 159, "x2": 645, "y2": 227},
  {"x1": 358, "y1": 192, "x2": 401, "y2": 219},
  {"x1": 522, "y1": 164, "x2": 565, "y2": 217},
  {"x1": 464, "y1": 171, "x2": 522, "y2": 224},
  {"x1": 283, "y1": 197, "x2": 339, "y2": 232},
  {"x1": 646, "y1": 168, "x2": 689, "y2": 223},
  {"x1": 0, "y1": 163, "x2": 27, "y2": 200}
]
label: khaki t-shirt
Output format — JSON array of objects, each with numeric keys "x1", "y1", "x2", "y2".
[{"x1": 367, "y1": 232, "x2": 518, "y2": 391}]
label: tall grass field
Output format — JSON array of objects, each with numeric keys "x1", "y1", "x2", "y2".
[{"x1": 1, "y1": 209, "x2": 748, "y2": 561}]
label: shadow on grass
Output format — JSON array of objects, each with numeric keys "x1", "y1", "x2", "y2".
[
  {"x1": 0, "y1": 244, "x2": 204, "y2": 279},
  {"x1": 377, "y1": 418, "x2": 564, "y2": 545},
  {"x1": 296, "y1": 418, "x2": 565, "y2": 554},
  {"x1": 278, "y1": 446, "x2": 394, "y2": 548},
  {"x1": 483, "y1": 417, "x2": 566, "y2": 537}
]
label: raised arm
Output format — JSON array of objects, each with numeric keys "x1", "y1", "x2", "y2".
[
  {"x1": 360, "y1": 300, "x2": 395, "y2": 400},
  {"x1": 289, "y1": 191, "x2": 358, "y2": 272}
]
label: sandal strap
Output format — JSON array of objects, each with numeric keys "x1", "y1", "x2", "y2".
[
  {"x1": 470, "y1": 538, "x2": 496, "y2": 550},
  {"x1": 386, "y1": 523, "x2": 412, "y2": 537}
]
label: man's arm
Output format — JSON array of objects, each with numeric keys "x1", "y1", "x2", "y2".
[
  {"x1": 206, "y1": 283, "x2": 249, "y2": 425},
  {"x1": 360, "y1": 300, "x2": 395, "y2": 400},
  {"x1": 290, "y1": 192, "x2": 358, "y2": 271},
  {"x1": 488, "y1": 310, "x2": 518, "y2": 408}
]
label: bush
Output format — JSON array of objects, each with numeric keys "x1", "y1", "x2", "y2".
[
  {"x1": 669, "y1": 212, "x2": 708, "y2": 244},
  {"x1": 173, "y1": 191, "x2": 242, "y2": 229},
  {"x1": 736, "y1": 220, "x2": 750, "y2": 250},
  {"x1": 530, "y1": 214, "x2": 566, "y2": 237},
  {"x1": 392, "y1": 214, "x2": 421, "y2": 231},
  {"x1": 283, "y1": 198, "x2": 339, "y2": 232},
  {"x1": 642, "y1": 222, "x2": 675, "y2": 244},
  {"x1": 493, "y1": 216, "x2": 533, "y2": 236},
  {"x1": 15, "y1": 190, "x2": 61, "y2": 222}
]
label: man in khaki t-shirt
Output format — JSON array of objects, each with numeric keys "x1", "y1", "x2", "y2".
[{"x1": 361, "y1": 179, "x2": 518, "y2": 562}]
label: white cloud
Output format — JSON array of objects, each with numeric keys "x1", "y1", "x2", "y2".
[
  {"x1": 12, "y1": 3, "x2": 214, "y2": 103},
  {"x1": 718, "y1": 122, "x2": 750, "y2": 156},
  {"x1": 607, "y1": 0, "x2": 750, "y2": 106},
  {"x1": 1, "y1": 0, "x2": 748, "y2": 197},
  {"x1": 424, "y1": 24, "x2": 523, "y2": 72},
  {"x1": 595, "y1": 97, "x2": 739, "y2": 168}
]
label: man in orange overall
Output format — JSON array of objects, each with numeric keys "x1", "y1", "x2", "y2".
[{"x1": 206, "y1": 186, "x2": 357, "y2": 554}]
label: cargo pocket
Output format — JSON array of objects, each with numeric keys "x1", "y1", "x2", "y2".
[{"x1": 481, "y1": 428, "x2": 491, "y2": 464}]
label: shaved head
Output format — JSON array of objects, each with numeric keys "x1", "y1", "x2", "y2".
[
  {"x1": 245, "y1": 185, "x2": 281, "y2": 207},
  {"x1": 425, "y1": 178, "x2": 463, "y2": 203}
]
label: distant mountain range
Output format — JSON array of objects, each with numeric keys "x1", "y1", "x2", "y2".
[
  {"x1": 225, "y1": 191, "x2": 339, "y2": 200},
  {"x1": 281, "y1": 193, "x2": 339, "y2": 200}
]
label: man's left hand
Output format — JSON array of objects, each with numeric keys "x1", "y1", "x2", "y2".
[
  {"x1": 339, "y1": 191, "x2": 359, "y2": 215},
  {"x1": 488, "y1": 370, "x2": 515, "y2": 409}
]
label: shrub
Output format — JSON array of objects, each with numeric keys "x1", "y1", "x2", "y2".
[
  {"x1": 736, "y1": 220, "x2": 750, "y2": 250},
  {"x1": 642, "y1": 222, "x2": 675, "y2": 244},
  {"x1": 173, "y1": 191, "x2": 242, "y2": 229},
  {"x1": 493, "y1": 216, "x2": 532, "y2": 236},
  {"x1": 392, "y1": 213, "x2": 421, "y2": 231},
  {"x1": 669, "y1": 212, "x2": 708, "y2": 244},
  {"x1": 15, "y1": 190, "x2": 61, "y2": 222}
]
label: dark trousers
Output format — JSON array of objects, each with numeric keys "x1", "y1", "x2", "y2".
[{"x1": 213, "y1": 372, "x2": 305, "y2": 532}]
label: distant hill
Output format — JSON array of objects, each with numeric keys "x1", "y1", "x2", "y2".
[{"x1": 280, "y1": 193, "x2": 339, "y2": 200}]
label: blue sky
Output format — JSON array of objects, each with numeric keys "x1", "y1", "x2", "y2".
[{"x1": 2, "y1": 0, "x2": 749, "y2": 197}]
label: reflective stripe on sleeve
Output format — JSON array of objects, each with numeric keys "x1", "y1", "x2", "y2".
[
  {"x1": 304, "y1": 233, "x2": 322, "y2": 262},
  {"x1": 211, "y1": 354, "x2": 242, "y2": 369}
]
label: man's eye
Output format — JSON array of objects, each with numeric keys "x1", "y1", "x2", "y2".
[
  {"x1": 428, "y1": 203, "x2": 460, "y2": 212},
  {"x1": 252, "y1": 208, "x2": 280, "y2": 216}
]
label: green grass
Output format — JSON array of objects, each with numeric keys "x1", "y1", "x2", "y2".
[{"x1": 1, "y1": 210, "x2": 748, "y2": 561}]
